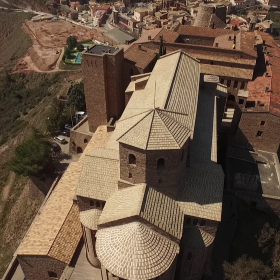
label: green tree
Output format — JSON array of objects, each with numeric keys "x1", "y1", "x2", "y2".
[
  {"x1": 66, "y1": 35, "x2": 77, "y2": 50},
  {"x1": 66, "y1": 82, "x2": 86, "y2": 111},
  {"x1": 64, "y1": 47, "x2": 71, "y2": 59},
  {"x1": 11, "y1": 129, "x2": 51, "y2": 177},
  {"x1": 47, "y1": 99, "x2": 69, "y2": 135},
  {"x1": 223, "y1": 255, "x2": 272, "y2": 280},
  {"x1": 77, "y1": 44, "x2": 84, "y2": 52},
  {"x1": 257, "y1": 223, "x2": 280, "y2": 278}
]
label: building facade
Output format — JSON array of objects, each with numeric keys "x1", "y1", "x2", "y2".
[{"x1": 76, "y1": 50, "x2": 225, "y2": 280}]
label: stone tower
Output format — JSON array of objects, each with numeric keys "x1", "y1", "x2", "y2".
[{"x1": 81, "y1": 45, "x2": 125, "y2": 132}]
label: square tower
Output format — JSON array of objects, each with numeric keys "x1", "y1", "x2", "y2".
[{"x1": 82, "y1": 45, "x2": 125, "y2": 132}]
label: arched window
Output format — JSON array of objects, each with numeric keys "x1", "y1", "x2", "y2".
[
  {"x1": 129, "y1": 154, "x2": 136, "y2": 164},
  {"x1": 48, "y1": 271, "x2": 58, "y2": 278},
  {"x1": 84, "y1": 138, "x2": 88, "y2": 143},
  {"x1": 157, "y1": 158, "x2": 165, "y2": 170},
  {"x1": 129, "y1": 172, "x2": 132, "y2": 179},
  {"x1": 240, "y1": 81, "x2": 245, "y2": 90}
]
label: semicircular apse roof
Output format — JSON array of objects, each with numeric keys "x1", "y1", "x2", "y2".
[{"x1": 96, "y1": 221, "x2": 180, "y2": 280}]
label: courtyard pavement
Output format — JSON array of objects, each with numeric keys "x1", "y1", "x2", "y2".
[
  {"x1": 211, "y1": 192, "x2": 237, "y2": 280},
  {"x1": 69, "y1": 246, "x2": 102, "y2": 280}
]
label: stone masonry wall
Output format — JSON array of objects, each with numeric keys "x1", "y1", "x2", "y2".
[
  {"x1": 145, "y1": 143, "x2": 188, "y2": 197},
  {"x1": 235, "y1": 112, "x2": 280, "y2": 152},
  {"x1": 82, "y1": 53, "x2": 107, "y2": 132},
  {"x1": 119, "y1": 141, "x2": 189, "y2": 194},
  {"x1": 69, "y1": 130, "x2": 92, "y2": 154},
  {"x1": 119, "y1": 143, "x2": 147, "y2": 184},
  {"x1": 18, "y1": 255, "x2": 66, "y2": 280},
  {"x1": 105, "y1": 50, "x2": 125, "y2": 121},
  {"x1": 77, "y1": 195, "x2": 105, "y2": 212}
]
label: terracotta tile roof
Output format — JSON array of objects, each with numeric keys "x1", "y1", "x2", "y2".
[
  {"x1": 17, "y1": 161, "x2": 83, "y2": 257},
  {"x1": 117, "y1": 109, "x2": 192, "y2": 150},
  {"x1": 177, "y1": 25, "x2": 236, "y2": 38},
  {"x1": 140, "y1": 187, "x2": 184, "y2": 240},
  {"x1": 260, "y1": 32, "x2": 280, "y2": 116},
  {"x1": 210, "y1": 14, "x2": 227, "y2": 29},
  {"x1": 77, "y1": 148, "x2": 119, "y2": 201},
  {"x1": 201, "y1": 63, "x2": 254, "y2": 80},
  {"x1": 98, "y1": 184, "x2": 146, "y2": 226},
  {"x1": 96, "y1": 222, "x2": 179, "y2": 280},
  {"x1": 237, "y1": 31, "x2": 257, "y2": 58},
  {"x1": 80, "y1": 208, "x2": 102, "y2": 230},
  {"x1": 140, "y1": 41, "x2": 256, "y2": 66},
  {"x1": 124, "y1": 44, "x2": 156, "y2": 70},
  {"x1": 98, "y1": 184, "x2": 184, "y2": 240},
  {"x1": 134, "y1": 28, "x2": 162, "y2": 43},
  {"x1": 17, "y1": 126, "x2": 110, "y2": 259},
  {"x1": 48, "y1": 204, "x2": 82, "y2": 264},
  {"x1": 111, "y1": 51, "x2": 200, "y2": 150},
  {"x1": 231, "y1": 19, "x2": 240, "y2": 27},
  {"x1": 181, "y1": 226, "x2": 215, "y2": 248},
  {"x1": 154, "y1": 28, "x2": 180, "y2": 43}
]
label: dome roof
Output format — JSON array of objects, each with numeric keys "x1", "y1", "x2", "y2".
[{"x1": 96, "y1": 222, "x2": 179, "y2": 280}]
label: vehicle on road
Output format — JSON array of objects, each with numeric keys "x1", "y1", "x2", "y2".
[
  {"x1": 50, "y1": 142, "x2": 61, "y2": 152},
  {"x1": 65, "y1": 124, "x2": 73, "y2": 131},
  {"x1": 60, "y1": 130, "x2": 70, "y2": 137},
  {"x1": 54, "y1": 136, "x2": 67, "y2": 144}
]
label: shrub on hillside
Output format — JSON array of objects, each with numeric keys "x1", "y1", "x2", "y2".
[{"x1": 11, "y1": 129, "x2": 51, "y2": 177}]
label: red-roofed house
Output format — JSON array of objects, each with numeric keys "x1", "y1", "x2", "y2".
[{"x1": 232, "y1": 32, "x2": 280, "y2": 152}]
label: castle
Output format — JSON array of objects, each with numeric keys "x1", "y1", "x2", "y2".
[{"x1": 16, "y1": 48, "x2": 225, "y2": 280}]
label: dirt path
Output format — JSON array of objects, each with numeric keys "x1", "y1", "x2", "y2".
[
  {"x1": 0, "y1": 172, "x2": 15, "y2": 216},
  {"x1": 2, "y1": 173, "x2": 15, "y2": 201}
]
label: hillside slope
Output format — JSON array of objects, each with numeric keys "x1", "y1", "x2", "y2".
[
  {"x1": 0, "y1": 12, "x2": 33, "y2": 70},
  {"x1": 4, "y1": 0, "x2": 48, "y2": 11}
]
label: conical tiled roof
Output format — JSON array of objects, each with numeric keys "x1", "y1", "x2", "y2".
[
  {"x1": 96, "y1": 221, "x2": 179, "y2": 280},
  {"x1": 116, "y1": 108, "x2": 192, "y2": 150},
  {"x1": 80, "y1": 209, "x2": 102, "y2": 231}
]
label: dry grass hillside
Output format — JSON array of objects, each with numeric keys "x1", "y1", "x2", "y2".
[
  {"x1": 4, "y1": 0, "x2": 48, "y2": 11},
  {"x1": 0, "y1": 12, "x2": 33, "y2": 70},
  {"x1": 0, "y1": 10, "x2": 83, "y2": 277},
  {"x1": 0, "y1": 70, "x2": 81, "y2": 277}
]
